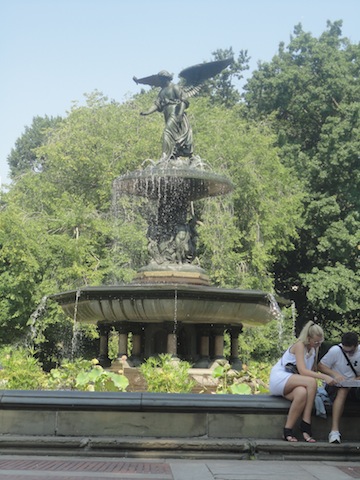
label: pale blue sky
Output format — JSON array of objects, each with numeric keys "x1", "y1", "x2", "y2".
[{"x1": 1, "y1": 0, "x2": 359, "y2": 185}]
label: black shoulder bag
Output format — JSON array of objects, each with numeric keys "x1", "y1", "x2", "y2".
[{"x1": 281, "y1": 345, "x2": 299, "y2": 374}]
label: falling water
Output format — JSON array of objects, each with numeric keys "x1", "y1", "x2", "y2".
[
  {"x1": 70, "y1": 289, "x2": 81, "y2": 360},
  {"x1": 26, "y1": 295, "x2": 49, "y2": 347},
  {"x1": 267, "y1": 293, "x2": 283, "y2": 321},
  {"x1": 267, "y1": 293, "x2": 285, "y2": 354},
  {"x1": 290, "y1": 301, "x2": 297, "y2": 337},
  {"x1": 277, "y1": 311, "x2": 285, "y2": 354},
  {"x1": 173, "y1": 288, "x2": 178, "y2": 334}
]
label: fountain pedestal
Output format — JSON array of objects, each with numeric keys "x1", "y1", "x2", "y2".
[{"x1": 135, "y1": 265, "x2": 210, "y2": 286}]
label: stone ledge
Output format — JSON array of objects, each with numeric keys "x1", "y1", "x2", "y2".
[
  {"x1": 254, "y1": 439, "x2": 360, "y2": 461},
  {"x1": 0, "y1": 435, "x2": 359, "y2": 461},
  {"x1": 0, "y1": 391, "x2": 298, "y2": 413},
  {"x1": 0, "y1": 390, "x2": 359, "y2": 415}
]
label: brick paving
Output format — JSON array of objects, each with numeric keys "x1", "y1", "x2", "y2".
[
  {"x1": 0, "y1": 456, "x2": 358, "y2": 480},
  {"x1": 337, "y1": 466, "x2": 360, "y2": 479},
  {"x1": 0, "y1": 458, "x2": 173, "y2": 479}
]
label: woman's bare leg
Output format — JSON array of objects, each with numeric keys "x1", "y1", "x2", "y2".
[
  {"x1": 283, "y1": 375, "x2": 318, "y2": 428},
  {"x1": 284, "y1": 386, "x2": 307, "y2": 429}
]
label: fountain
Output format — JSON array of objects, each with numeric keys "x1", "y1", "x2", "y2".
[
  {"x1": 4, "y1": 60, "x2": 359, "y2": 459},
  {"x1": 50, "y1": 59, "x2": 281, "y2": 371}
]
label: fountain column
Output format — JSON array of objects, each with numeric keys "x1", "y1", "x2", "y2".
[
  {"x1": 229, "y1": 325, "x2": 243, "y2": 370},
  {"x1": 195, "y1": 325, "x2": 210, "y2": 368},
  {"x1": 210, "y1": 326, "x2": 226, "y2": 367},
  {"x1": 115, "y1": 324, "x2": 129, "y2": 359},
  {"x1": 129, "y1": 325, "x2": 143, "y2": 366},
  {"x1": 214, "y1": 330, "x2": 224, "y2": 358},
  {"x1": 164, "y1": 321, "x2": 179, "y2": 360},
  {"x1": 97, "y1": 323, "x2": 111, "y2": 368}
]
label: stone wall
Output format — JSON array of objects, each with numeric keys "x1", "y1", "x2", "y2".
[{"x1": 0, "y1": 390, "x2": 359, "y2": 441}]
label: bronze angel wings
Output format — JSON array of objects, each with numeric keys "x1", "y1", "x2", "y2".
[{"x1": 133, "y1": 57, "x2": 233, "y2": 97}]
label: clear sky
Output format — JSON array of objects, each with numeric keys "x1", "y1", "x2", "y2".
[{"x1": 1, "y1": 0, "x2": 359, "y2": 185}]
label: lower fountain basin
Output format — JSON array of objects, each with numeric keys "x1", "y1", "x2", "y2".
[{"x1": 50, "y1": 284, "x2": 279, "y2": 327}]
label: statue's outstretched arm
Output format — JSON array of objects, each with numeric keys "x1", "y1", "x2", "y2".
[{"x1": 140, "y1": 104, "x2": 158, "y2": 116}]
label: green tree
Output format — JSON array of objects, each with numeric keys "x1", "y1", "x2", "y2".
[
  {"x1": 7, "y1": 115, "x2": 63, "y2": 178},
  {"x1": 0, "y1": 91, "x2": 158, "y2": 352},
  {"x1": 243, "y1": 21, "x2": 360, "y2": 331},
  {"x1": 199, "y1": 47, "x2": 250, "y2": 107},
  {"x1": 191, "y1": 98, "x2": 303, "y2": 289}
]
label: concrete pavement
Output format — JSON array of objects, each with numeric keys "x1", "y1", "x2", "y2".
[{"x1": 0, "y1": 455, "x2": 359, "y2": 480}]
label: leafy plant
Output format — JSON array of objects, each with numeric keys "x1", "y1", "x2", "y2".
[
  {"x1": 140, "y1": 354, "x2": 195, "y2": 393},
  {"x1": 47, "y1": 358, "x2": 94, "y2": 390},
  {"x1": 212, "y1": 361, "x2": 270, "y2": 394},
  {"x1": 0, "y1": 346, "x2": 48, "y2": 390},
  {"x1": 75, "y1": 359, "x2": 129, "y2": 392}
]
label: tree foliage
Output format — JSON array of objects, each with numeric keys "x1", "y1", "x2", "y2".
[
  {"x1": 0, "y1": 88, "x2": 301, "y2": 355},
  {"x1": 7, "y1": 115, "x2": 63, "y2": 178},
  {"x1": 199, "y1": 47, "x2": 250, "y2": 107},
  {"x1": 243, "y1": 21, "x2": 360, "y2": 331},
  {"x1": 191, "y1": 98, "x2": 302, "y2": 289}
]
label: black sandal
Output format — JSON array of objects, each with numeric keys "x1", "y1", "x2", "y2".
[
  {"x1": 283, "y1": 427, "x2": 298, "y2": 442},
  {"x1": 300, "y1": 420, "x2": 316, "y2": 443}
]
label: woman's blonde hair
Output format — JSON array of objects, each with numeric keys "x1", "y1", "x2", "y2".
[{"x1": 297, "y1": 320, "x2": 324, "y2": 345}]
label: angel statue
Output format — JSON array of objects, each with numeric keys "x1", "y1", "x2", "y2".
[{"x1": 133, "y1": 58, "x2": 233, "y2": 164}]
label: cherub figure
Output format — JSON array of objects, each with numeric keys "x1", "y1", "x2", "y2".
[{"x1": 133, "y1": 58, "x2": 233, "y2": 163}]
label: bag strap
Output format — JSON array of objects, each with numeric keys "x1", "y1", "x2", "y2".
[{"x1": 339, "y1": 345, "x2": 358, "y2": 376}]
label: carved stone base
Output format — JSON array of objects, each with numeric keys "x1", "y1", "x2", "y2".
[{"x1": 135, "y1": 269, "x2": 210, "y2": 286}]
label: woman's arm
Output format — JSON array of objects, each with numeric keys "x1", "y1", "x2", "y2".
[{"x1": 293, "y1": 342, "x2": 335, "y2": 384}]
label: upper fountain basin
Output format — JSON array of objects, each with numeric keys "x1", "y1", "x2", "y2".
[{"x1": 113, "y1": 166, "x2": 234, "y2": 201}]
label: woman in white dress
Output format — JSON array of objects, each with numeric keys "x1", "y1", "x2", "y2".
[{"x1": 269, "y1": 321, "x2": 335, "y2": 442}]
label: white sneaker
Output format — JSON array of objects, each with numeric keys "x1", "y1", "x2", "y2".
[{"x1": 329, "y1": 430, "x2": 341, "y2": 444}]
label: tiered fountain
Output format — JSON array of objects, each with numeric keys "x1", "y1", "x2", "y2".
[
  {"x1": 51, "y1": 59, "x2": 281, "y2": 370},
  {"x1": 5, "y1": 60, "x2": 354, "y2": 457}
]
